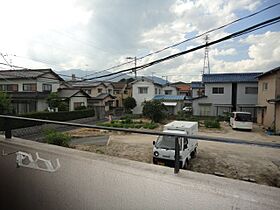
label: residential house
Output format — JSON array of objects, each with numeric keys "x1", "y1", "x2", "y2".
[
  {"x1": 132, "y1": 76, "x2": 185, "y2": 114},
  {"x1": 171, "y1": 81, "x2": 192, "y2": 96},
  {"x1": 89, "y1": 93, "x2": 115, "y2": 112},
  {"x1": 132, "y1": 77, "x2": 163, "y2": 114},
  {"x1": 72, "y1": 81, "x2": 114, "y2": 96},
  {"x1": 57, "y1": 88, "x2": 90, "y2": 111},
  {"x1": 192, "y1": 72, "x2": 262, "y2": 120},
  {"x1": 256, "y1": 66, "x2": 280, "y2": 132},
  {"x1": 153, "y1": 95, "x2": 190, "y2": 115},
  {"x1": 112, "y1": 82, "x2": 132, "y2": 108},
  {"x1": 0, "y1": 69, "x2": 64, "y2": 114},
  {"x1": 191, "y1": 81, "x2": 205, "y2": 98},
  {"x1": 71, "y1": 81, "x2": 116, "y2": 110}
]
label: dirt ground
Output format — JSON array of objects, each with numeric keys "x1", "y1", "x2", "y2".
[{"x1": 71, "y1": 123, "x2": 280, "y2": 187}]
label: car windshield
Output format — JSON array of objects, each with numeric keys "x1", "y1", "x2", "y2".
[
  {"x1": 236, "y1": 113, "x2": 252, "y2": 122},
  {"x1": 155, "y1": 136, "x2": 180, "y2": 150}
]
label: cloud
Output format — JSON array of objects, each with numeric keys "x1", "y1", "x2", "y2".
[{"x1": 0, "y1": 0, "x2": 278, "y2": 83}]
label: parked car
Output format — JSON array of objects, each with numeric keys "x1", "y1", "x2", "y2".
[
  {"x1": 230, "y1": 112, "x2": 253, "y2": 131},
  {"x1": 182, "y1": 106, "x2": 192, "y2": 112},
  {"x1": 153, "y1": 121, "x2": 198, "y2": 169}
]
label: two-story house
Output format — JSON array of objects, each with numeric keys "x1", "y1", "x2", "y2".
[
  {"x1": 112, "y1": 82, "x2": 132, "y2": 108},
  {"x1": 256, "y1": 66, "x2": 280, "y2": 132},
  {"x1": 72, "y1": 81, "x2": 115, "y2": 111},
  {"x1": 132, "y1": 76, "x2": 187, "y2": 115},
  {"x1": 0, "y1": 69, "x2": 64, "y2": 114},
  {"x1": 191, "y1": 81, "x2": 205, "y2": 98},
  {"x1": 192, "y1": 72, "x2": 262, "y2": 120},
  {"x1": 171, "y1": 81, "x2": 192, "y2": 96}
]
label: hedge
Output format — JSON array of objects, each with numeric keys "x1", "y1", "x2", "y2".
[{"x1": 0, "y1": 109, "x2": 95, "y2": 131}]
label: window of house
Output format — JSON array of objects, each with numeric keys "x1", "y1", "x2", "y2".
[
  {"x1": 138, "y1": 87, "x2": 148, "y2": 94},
  {"x1": 108, "y1": 89, "x2": 112, "y2": 94},
  {"x1": 164, "y1": 90, "x2": 172, "y2": 95},
  {"x1": 114, "y1": 90, "x2": 120, "y2": 94},
  {"x1": 155, "y1": 88, "x2": 157, "y2": 94},
  {"x1": 245, "y1": 87, "x2": 258, "y2": 94},
  {"x1": 74, "y1": 102, "x2": 84, "y2": 109},
  {"x1": 212, "y1": 87, "x2": 224, "y2": 94},
  {"x1": 262, "y1": 82, "x2": 268, "y2": 91},
  {"x1": 97, "y1": 88, "x2": 102, "y2": 93},
  {"x1": 159, "y1": 89, "x2": 161, "y2": 94},
  {"x1": 23, "y1": 83, "x2": 37, "y2": 92},
  {"x1": 42, "y1": 84, "x2": 52, "y2": 92},
  {"x1": 124, "y1": 90, "x2": 128, "y2": 94},
  {"x1": 0, "y1": 84, "x2": 18, "y2": 92}
]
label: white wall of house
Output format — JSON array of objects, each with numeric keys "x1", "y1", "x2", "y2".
[
  {"x1": 69, "y1": 94, "x2": 88, "y2": 111},
  {"x1": 162, "y1": 85, "x2": 177, "y2": 95},
  {"x1": 236, "y1": 83, "x2": 258, "y2": 105},
  {"x1": 205, "y1": 83, "x2": 232, "y2": 105},
  {"x1": 132, "y1": 80, "x2": 156, "y2": 114},
  {"x1": 37, "y1": 99, "x2": 49, "y2": 112}
]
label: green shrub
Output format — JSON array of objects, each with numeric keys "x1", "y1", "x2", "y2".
[
  {"x1": 74, "y1": 105, "x2": 87, "y2": 111},
  {"x1": 44, "y1": 130, "x2": 71, "y2": 147},
  {"x1": 204, "y1": 119, "x2": 220, "y2": 128}
]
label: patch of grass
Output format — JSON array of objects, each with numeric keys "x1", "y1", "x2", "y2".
[
  {"x1": 96, "y1": 120, "x2": 158, "y2": 129},
  {"x1": 44, "y1": 129, "x2": 71, "y2": 147},
  {"x1": 204, "y1": 119, "x2": 220, "y2": 128}
]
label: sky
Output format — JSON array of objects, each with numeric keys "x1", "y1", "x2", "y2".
[{"x1": 0, "y1": 0, "x2": 279, "y2": 82}]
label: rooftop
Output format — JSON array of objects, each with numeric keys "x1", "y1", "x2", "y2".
[
  {"x1": 0, "y1": 69, "x2": 64, "y2": 81},
  {"x1": 153, "y1": 95, "x2": 186, "y2": 101},
  {"x1": 58, "y1": 88, "x2": 90, "y2": 98},
  {"x1": 257, "y1": 66, "x2": 280, "y2": 78},
  {"x1": 202, "y1": 72, "x2": 262, "y2": 83}
]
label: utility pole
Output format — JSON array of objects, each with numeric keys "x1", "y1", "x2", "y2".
[
  {"x1": 202, "y1": 35, "x2": 210, "y2": 75},
  {"x1": 126, "y1": 56, "x2": 137, "y2": 79}
]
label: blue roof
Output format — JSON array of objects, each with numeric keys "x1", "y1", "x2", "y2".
[
  {"x1": 202, "y1": 72, "x2": 262, "y2": 83},
  {"x1": 153, "y1": 95, "x2": 185, "y2": 101},
  {"x1": 191, "y1": 81, "x2": 204, "y2": 89}
]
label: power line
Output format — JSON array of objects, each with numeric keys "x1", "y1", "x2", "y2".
[
  {"x1": 84, "y1": 16, "x2": 280, "y2": 81},
  {"x1": 137, "y1": 2, "x2": 280, "y2": 60},
  {"x1": 81, "y1": 2, "x2": 280, "y2": 78}
]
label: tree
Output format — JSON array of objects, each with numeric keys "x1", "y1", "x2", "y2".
[
  {"x1": 47, "y1": 92, "x2": 60, "y2": 109},
  {"x1": 142, "y1": 100, "x2": 166, "y2": 123},
  {"x1": 123, "y1": 97, "x2": 136, "y2": 113},
  {"x1": 0, "y1": 91, "x2": 11, "y2": 114}
]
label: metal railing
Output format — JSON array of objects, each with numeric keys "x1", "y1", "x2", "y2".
[{"x1": 1, "y1": 114, "x2": 280, "y2": 174}]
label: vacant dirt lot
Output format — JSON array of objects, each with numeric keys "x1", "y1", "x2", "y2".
[{"x1": 72, "y1": 123, "x2": 280, "y2": 187}]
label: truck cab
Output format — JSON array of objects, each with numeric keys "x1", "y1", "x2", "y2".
[{"x1": 153, "y1": 121, "x2": 198, "y2": 169}]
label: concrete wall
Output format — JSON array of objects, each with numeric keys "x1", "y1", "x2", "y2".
[
  {"x1": 1, "y1": 137, "x2": 279, "y2": 210},
  {"x1": 132, "y1": 80, "x2": 156, "y2": 114}
]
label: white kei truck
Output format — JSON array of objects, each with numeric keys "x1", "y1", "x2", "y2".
[{"x1": 153, "y1": 121, "x2": 198, "y2": 169}]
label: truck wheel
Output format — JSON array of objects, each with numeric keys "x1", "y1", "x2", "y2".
[
  {"x1": 183, "y1": 159, "x2": 188, "y2": 169},
  {"x1": 191, "y1": 148, "x2": 197, "y2": 158}
]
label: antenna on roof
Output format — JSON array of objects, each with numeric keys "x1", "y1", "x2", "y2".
[{"x1": 202, "y1": 35, "x2": 210, "y2": 75}]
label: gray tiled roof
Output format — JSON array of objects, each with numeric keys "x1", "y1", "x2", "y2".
[
  {"x1": 191, "y1": 81, "x2": 204, "y2": 89},
  {"x1": 202, "y1": 72, "x2": 262, "y2": 83},
  {"x1": 58, "y1": 89, "x2": 89, "y2": 98},
  {"x1": 0, "y1": 69, "x2": 64, "y2": 81}
]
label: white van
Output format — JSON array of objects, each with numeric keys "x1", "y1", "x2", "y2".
[
  {"x1": 153, "y1": 121, "x2": 198, "y2": 169},
  {"x1": 230, "y1": 112, "x2": 253, "y2": 130}
]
